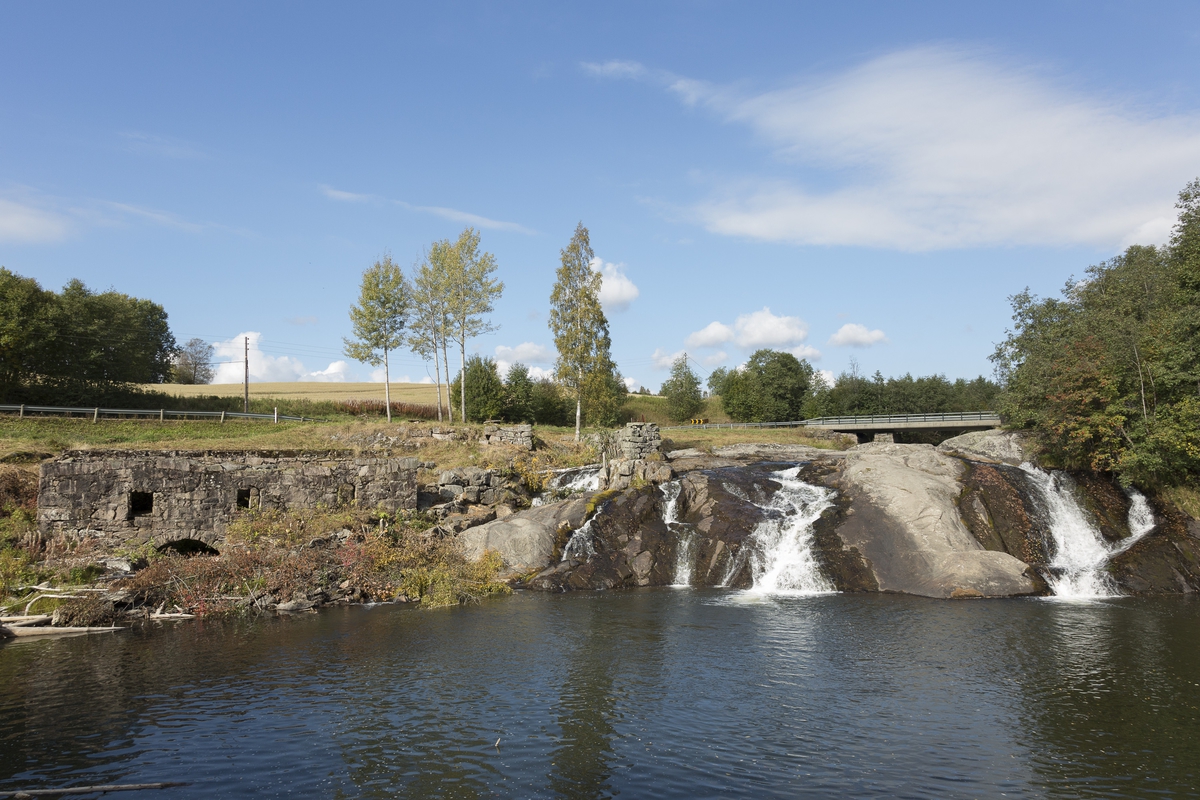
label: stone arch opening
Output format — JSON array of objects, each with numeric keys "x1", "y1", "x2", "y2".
[{"x1": 157, "y1": 538, "x2": 220, "y2": 557}]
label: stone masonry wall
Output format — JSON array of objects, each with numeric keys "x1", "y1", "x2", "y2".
[
  {"x1": 482, "y1": 423, "x2": 534, "y2": 450},
  {"x1": 617, "y1": 422, "x2": 661, "y2": 461},
  {"x1": 38, "y1": 450, "x2": 418, "y2": 549}
]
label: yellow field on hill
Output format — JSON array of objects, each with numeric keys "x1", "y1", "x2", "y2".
[{"x1": 143, "y1": 382, "x2": 440, "y2": 404}]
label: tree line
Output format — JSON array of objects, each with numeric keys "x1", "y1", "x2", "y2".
[
  {"x1": 655, "y1": 349, "x2": 998, "y2": 424},
  {"x1": 0, "y1": 269, "x2": 177, "y2": 403},
  {"x1": 993, "y1": 178, "x2": 1200, "y2": 488}
]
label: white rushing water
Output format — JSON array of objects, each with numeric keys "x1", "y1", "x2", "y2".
[
  {"x1": 534, "y1": 466, "x2": 602, "y2": 506},
  {"x1": 560, "y1": 518, "x2": 595, "y2": 562},
  {"x1": 659, "y1": 481, "x2": 697, "y2": 587},
  {"x1": 727, "y1": 466, "x2": 837, "y2": 595},
  {"x1": 1020, "y1": 464, "x2": 1157, "y2": 599}
]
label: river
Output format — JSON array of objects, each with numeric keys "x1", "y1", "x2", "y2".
[{"x1": 2, "y1": 591, "x2": 1199, "y2": 798}]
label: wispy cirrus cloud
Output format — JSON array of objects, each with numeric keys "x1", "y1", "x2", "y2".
[
  {"x1": 320, "y1": 184, "x2": 536, "y2": 234},
  {"x1": 0, "y1": 196, "x2": 72, "y2": 243},
  {"x1": 119, "y1": 131, "x2": 208, "y2": 160},
  {"x1": 587, "y1": 48, "x2": 1200, "y2": 251}
]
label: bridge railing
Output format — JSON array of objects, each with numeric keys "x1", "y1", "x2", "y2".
[{"x1": 660, "y1": 411, "x2": 1001, "y2": 431}]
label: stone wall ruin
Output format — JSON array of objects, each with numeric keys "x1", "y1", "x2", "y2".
[{"x1": 37, "y1": 450, "x2": 418, "y2": 550}]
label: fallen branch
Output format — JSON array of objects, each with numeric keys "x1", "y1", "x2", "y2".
[
  {"x1": 0, "y1": 782, "x2": 187, "y2": 797},
  {"x1": 24, "y1": 594, "x2": 85, "y2": 615}
]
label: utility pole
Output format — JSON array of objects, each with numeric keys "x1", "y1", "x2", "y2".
[{"x1": 243, "y1": 336, "x2": 249, "y2": 413}]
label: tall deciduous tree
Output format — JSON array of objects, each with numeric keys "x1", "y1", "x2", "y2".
[
  {"x1": 444, "y1": 228, "x2": 503, "y2": 423},
  {"x1": 173, "y1": 338, "x2": 215, "y2": 384},
  {"x1": 549, "y1": 223, "x2": 615, "y2": 440},
  {"x1": 344, "y1": 255, "x2": 410, "y2": 423},
  {"x1": 409, "y1": 255, "x2": 450, "y2": 421}
]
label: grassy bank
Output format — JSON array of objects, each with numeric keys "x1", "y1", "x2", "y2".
[{"x1": 621, "y1": 395, "x2": 730, "y2": 426}]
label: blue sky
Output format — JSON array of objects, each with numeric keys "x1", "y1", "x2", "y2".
[{"x1": 3, "y1": 1, "x2": 1200, "y2": 391}]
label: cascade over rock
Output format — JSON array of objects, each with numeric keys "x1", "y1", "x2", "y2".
[{"x1": 453, "y1": 428, "x2": 1200, "y2": 598}]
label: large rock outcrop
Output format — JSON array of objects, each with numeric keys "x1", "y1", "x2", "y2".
[
  {"x1": 826, "y1": 442, "x2": 1040, "y2": 598},
  {"x1": 458, "y1": 497, "x2": 591, "y2": 577}
]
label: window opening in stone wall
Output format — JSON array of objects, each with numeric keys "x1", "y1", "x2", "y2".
[
  {"x1": 236, "y1": 487, "x2": 260, "y2": 509},
  {"x1": 129, "y1": 491, "x2": 153, "y2": 518}
]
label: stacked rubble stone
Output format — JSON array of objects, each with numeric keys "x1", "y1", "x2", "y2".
[
  {"x1": 37, "y1": 450, "x2": 419, "y2": 549},
  {"x1": 617, "y1": 422, "x2": 662, "y2": 461},
  {"x1": 436, "y1": 467, "x2": 516, "y2": 507},
  {"x1": 482, "y1": 423, "x2": 534, "y2": 450}
]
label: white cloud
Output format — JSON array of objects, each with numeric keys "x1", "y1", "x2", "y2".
[
  {"x1": 686, "y1": 321, "x2": 735, "y2": 348},
  {"x1": 212, "y1": 332, "x2": 308, "y2": 383},
  {"x1": 305, "y1": 360, "x2": 356, "y2": 382},
  {"x1": 602, "y1": 48, "x2": 1200, "y2": 251},
  {"x1": 495, "y1": 342, "x2": 554, "y2": 364},
  {"x1": 789, "y1": 344, "x2": 823, "y2": 361},
  {"x1": 731, "y1": 307, "x2": 809, "y2": 349},
  {"x1": 828, "y1": 323, "x2": 888, "y2": 347},
  {"x1": 623, "y1": 376, "x2": 642, "y2": 392},
  {"x1": 816, "y1": 369, "x2": 836, "y2": 387},
  {"x1": 652, "y1": 348, "x2": 686, "y2": 370},
  {"x1": 590, "y1": 257, "x2": 640, "y2": 312},
  {"x1": 495, "y1": 342, "x2": 554, "y2": 377},
  {"x1": 701, "y1": 350, "x2": 728, "y2": 366},
  {"x1": 0, "y1": 198, "x2": 71, "y2": 243}
]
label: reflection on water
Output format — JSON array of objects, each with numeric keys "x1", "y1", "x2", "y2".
[{"x1": 2, "y1": 592, "x2": 1199, "y2": 798}]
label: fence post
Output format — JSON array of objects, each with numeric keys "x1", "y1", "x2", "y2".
[
  {"x1": 274, "y1": 407, "x2": 278, "y2": 424},
  {"x1": 18, "y1": 404, "x2": 24, "y2": 418},
  {"x1": 220, "y1": 410, "x2": 226, "y2": 423},
  {"x1": 159, "y1": 409, "x2": 164, "y2": 422},
  {"x1": 93, "y1": 408, "x2": 99, "y2": 423}
]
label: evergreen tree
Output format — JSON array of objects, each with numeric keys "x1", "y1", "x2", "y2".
[
  {"x1": 449, "y1": 355, "x2": 505, "y2": 422},
  {"x1": 502, "y1": 362, "x2": 535, "y2": 423}
]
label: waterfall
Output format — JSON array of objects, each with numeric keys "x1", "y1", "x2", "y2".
[
  {"x1": 659, "y1": 481, "x2": 696, "y2": 587},
  {"x1": 725, "y1": 466, "x2": 836, "y2": 595},
  {"x1": 1019, "y1": 464, "x2": 1156, "y2": 598},
  {"x1": 534, "y1": 466, "x2": 602, "y2": 506},
  {"x1": 560, "y1": 519, "x2": 595, "y2": 563}
]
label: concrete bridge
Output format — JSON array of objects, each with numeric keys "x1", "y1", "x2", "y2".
[{"x1": 664, "y1": 412, "x2": 1002, "y2": 437}]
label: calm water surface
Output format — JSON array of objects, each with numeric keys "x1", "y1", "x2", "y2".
[{"x1": 2, "y1": 590, "x2": 1198, "y2": 798}]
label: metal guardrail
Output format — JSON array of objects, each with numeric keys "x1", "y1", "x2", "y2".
[
  {"x1": 661, "y1": 411, "x2": 1001, "y2": 431},
  {"x1": 0, "y1": 404, "x2": 317, "y2": 423}
]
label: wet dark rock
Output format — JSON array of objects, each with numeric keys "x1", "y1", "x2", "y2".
[
  {"x1": 1109, "y1": 498, "x2": 1200, "y2": 593},
  {"x1": 958, "y1": 463, "x2": 1051, "y2": 565}
]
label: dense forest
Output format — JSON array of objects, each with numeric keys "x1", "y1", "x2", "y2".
[{"x1": 993, "y1": 178, "x2": 1200, "y2": 488}]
